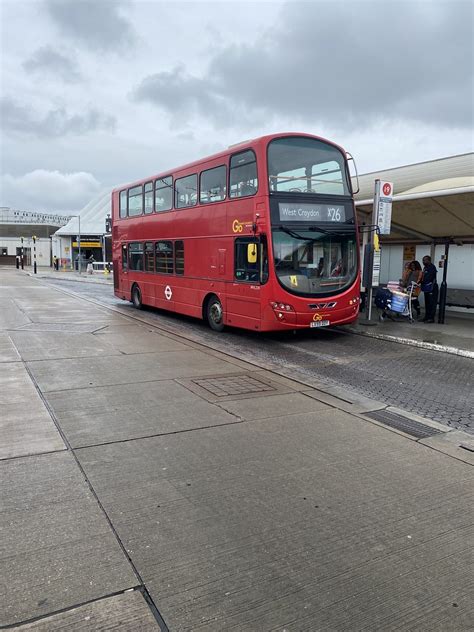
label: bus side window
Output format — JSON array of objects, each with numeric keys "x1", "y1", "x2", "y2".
[
  {"x1": 229, "y1": 150, "x2": 258, "y2": 198},
  {"x1": 128, "y1": 186, "x2": 143, "y2": 217},
  {"x1": 200, "y1": 166, "x2": 226, "y2": 204},
  {"x1": 144, "y1": 182, "x2": 154, "y2": 214},
  {"x1": 121, "y1": 244, "x2": 128, "y2": 270},
  {"x1": 175, "y1": 240, "x2": 184, "y2": 275},
  {"x1": 119, "y1": 191, "x2": 128, "y2": 218},
  {"x1": 144, "y1": 242, "x2": 154, "y2": 272},
  {"x1": 128, "y1": 242, "x2": 144, "y2": 270},
  {"x1": 155, "y1": 241, "x2": 174, "y2": 274},
  {"x1": 175, "y1": 174, "x2": 197, "y2": 208},
  {"x1": 155, "y1": 177, "x2": 173, "y2": 212}
]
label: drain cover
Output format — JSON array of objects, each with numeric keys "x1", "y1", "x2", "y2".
[
  {"x1": 192, "y1": 375, "x2": 276, "y2": 397},
  {"x1": 365, "y1": 409, "x2": 443, "y2": 439}
]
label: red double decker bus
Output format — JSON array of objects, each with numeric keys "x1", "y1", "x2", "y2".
[{"x1": 112, "y1": 133, "x2": 360, "y2": 332}]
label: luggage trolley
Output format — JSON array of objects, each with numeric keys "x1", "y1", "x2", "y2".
[{"x1": 375, "y1": 282, "x2": 420, "y2": 323}]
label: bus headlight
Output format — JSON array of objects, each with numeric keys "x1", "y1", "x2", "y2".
[{"x1": 270, "y1": 301, "x2": 294, "y2": 312}]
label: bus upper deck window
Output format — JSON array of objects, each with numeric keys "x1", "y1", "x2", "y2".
[
  {"x1": 119, "y1": 191, "x2": 127, "y2": 218},
  {"x1": 230, "y1": 150, "x2": 258, "y2": 198}
]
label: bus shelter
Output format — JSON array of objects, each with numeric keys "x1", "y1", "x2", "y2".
[{"x1": 354, "y1": 153, "x2": 474, "y2": 323}]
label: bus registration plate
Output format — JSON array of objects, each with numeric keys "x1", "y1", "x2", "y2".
[{"x1": 310, "y1": 320, "x2": 330, "y2": 328}]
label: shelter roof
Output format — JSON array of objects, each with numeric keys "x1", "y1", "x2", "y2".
[
  {"x1": 55, "y1": 189, "x2": 112, "y2": 236},
  {"x1": 355, "y1": 153, "x2": 474, "y2": 242}
]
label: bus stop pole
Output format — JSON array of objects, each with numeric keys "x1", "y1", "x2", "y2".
[{"x1": 438, "y1": 241, "x2": 449, "y2": 324}]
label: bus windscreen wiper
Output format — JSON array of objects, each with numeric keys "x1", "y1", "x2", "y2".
[
  {"x1": 277, "y1": 225, "x2": 319, "y2": 240},
  {"x1": 277, "y1": 225, "x2": 339, "y2": 239}
]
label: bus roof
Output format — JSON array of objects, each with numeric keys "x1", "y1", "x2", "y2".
[{"x1": 112, "y1": 132, "x2": 347, "y2": 194}]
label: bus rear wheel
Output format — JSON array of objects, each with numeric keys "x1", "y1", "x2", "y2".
[
  {"x1": 131, "y1": 284, "x2": 143, "y2": 310},
  {"x1": 206, "y1": 296, "x2": 224, "y2": 332}
]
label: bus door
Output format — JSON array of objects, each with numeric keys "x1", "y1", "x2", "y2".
[
  {"x1": 120, "y1": 243, "x2": 131, "y2": 296},
  {"x1": 227, "y1": 237, "x2": 267, "y2": 328}
]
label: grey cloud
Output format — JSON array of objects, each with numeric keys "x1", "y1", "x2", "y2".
[
  {"x1": 1, "y1": 98, "x2": 116, "y2": 138},
  {"x1": 44, "y1": 0, "x2": 136, "y2": 51},
  {"x1": 133, "y1": 1, "x2": 473, "y2": 131},
  {"x1": 132, "y1": 66, "x2": 267, "y2": 129},
  {"x1": 23, "y1": 46, "x2": 82, "y2": 83},
  {"x1": 132, "y1": 66, "x2": 233, "y2": 125}
]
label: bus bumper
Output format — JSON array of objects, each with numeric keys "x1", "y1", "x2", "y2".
[{"x1": 261, "y1": 303, "x2": 359, "y2": 331}]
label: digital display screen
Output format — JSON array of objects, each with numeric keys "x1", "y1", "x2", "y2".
[{"x1": 278, "y1": 202, "x2": 347, "y2": 223}]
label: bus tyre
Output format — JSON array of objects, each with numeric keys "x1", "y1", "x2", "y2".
[
  {"x1": 207, "y1": 296, "x2": 224, "y2": 332},
  {"x1": 131, "y1": 284, "x2": 143, "y2": 310}
]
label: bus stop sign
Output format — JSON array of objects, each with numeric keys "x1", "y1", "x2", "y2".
[{"x1": 375, "y1": 180, "x2": 393, "y2": 235}]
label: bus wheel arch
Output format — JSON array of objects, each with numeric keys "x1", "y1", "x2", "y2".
[
  {"x1": 131, "y1": 283, "x2": 143, "y2": 309},
  {"x1": 203, "y1": 293, "x2": 225, "y2": 332}
]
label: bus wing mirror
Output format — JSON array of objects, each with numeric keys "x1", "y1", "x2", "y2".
[
  {"x1": 247, "y1": 243, "x2": 257, "y2": 263},
  {"x1": 346, "y1": 152, "x2": 360, "y2": 195}
]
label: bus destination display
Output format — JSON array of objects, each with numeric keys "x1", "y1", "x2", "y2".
[{"x1": 279, "y1": 202, "x2": 346, "y2": 223}]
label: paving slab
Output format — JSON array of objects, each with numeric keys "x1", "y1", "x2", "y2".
[
  {"x1": 0, "y1": 331, "x2": 21, "y2": 361},
  {"x1": 0, "y1": 301, "x2": 31, "y2": 329},
  {"x1": 9, "y1": 590, "x2": 160, "y2": 631},
  {"x1": 1, "y1": 404, "x2": 65, "y2": 460},
  {"x1": 93, "y1": 327, "x2": 190, "y2": 354},
  {"x1": 220, "y1": 391, "x2": 332, "y2": 420},
  {"x1": 16, "y1": 321, "x2": 131, "y2": 333},
  {"x1": 27, "y1": 350, "x2": 250, "y2": 392},
  {"x1": 77, "y1": 409, "x2": 474, "y2": 631},
  {"x1": 45, "y1": 380, "x2": 240, "y2": 447},
  {"x1": 8, "y1": 330, "x2": 123, "y2": 361},
  {"x1": 0, "y1": 362, "x2": 65, "y2": 458},
  {"x1": 0, "y1": 451, "x2": 138, "y2": 627}
]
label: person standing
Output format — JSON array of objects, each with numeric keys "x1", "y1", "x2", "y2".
[
  {"x1": 87, "y1": 255, "x2": 95, "y2": 275},
  {"x1": 402, "y1": 260, "x2": 423, "y2": 318},
  {"x1": 421, "y1": 255, "x2": 438, "y2": 322}
]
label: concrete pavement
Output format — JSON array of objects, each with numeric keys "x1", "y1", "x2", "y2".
[{"x1": 1, "y1": 268, "x2": 473, "y2": 631}]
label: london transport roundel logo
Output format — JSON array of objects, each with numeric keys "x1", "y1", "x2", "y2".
[
  {"x1": 382, "y1": 182, "x2": 392, "y2": 196},
  {"x1": 164, "y1": 285, "x2": 172, "y2": 300}
]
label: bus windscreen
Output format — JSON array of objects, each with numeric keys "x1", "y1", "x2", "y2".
[{"x1": 268, "y1": 137, "x2": 350, "y2": 196}]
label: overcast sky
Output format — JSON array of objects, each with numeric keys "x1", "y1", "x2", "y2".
[{"x1": 1, "y1": 0, "x2": 473, "y2": 212}]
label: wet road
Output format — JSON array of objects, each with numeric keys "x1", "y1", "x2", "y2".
[{"x1": 43, "y1": 278, "x2": 474, "y2": 434}]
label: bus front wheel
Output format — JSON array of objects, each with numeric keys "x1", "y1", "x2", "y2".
[
  {"x1": 206, "y1": 296, "x2": 224, "y2": 332},
  {"x1": 131, "y1": 284, "x2": 143, "y2": 310}
]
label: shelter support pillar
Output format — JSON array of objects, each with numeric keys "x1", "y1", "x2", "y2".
[{"x1": 438, "y1": 242, "x2": 449, "y2": 324}]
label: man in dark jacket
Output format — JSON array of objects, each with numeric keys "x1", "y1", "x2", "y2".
[{"x1": 421, "y1": 255, "x2": 438, "y2": 322}]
